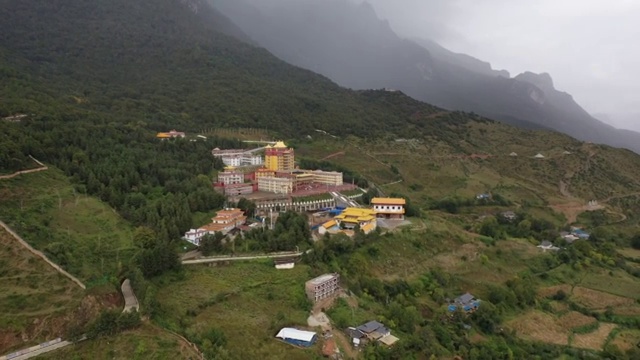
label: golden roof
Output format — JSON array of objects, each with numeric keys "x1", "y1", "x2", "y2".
[
  {"x1": 273, "y1": 141, "x2": 287, "y2": 149},
  {"x1": 371, "y1": 197, "x2": 406, "y2": 205},
  {"x1": 335, "y1": 208, "x2": 376, "y2": 223}
]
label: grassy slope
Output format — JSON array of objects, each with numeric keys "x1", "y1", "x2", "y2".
[
  {"x1": 0, "y1": 169, "x2": 135, "y2": 284},
  {"x1": 36, "y1": 324, "x2": 202, "y2": 360},
  {"x1": 0, "y1": 227, "x2": 83, "y2": 353},
  {"x1": 156, "y1": 261, "x2": 320, "y2": 360}
]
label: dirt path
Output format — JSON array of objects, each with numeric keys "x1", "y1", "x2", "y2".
[
  {"x1": 0, "y1": 156, "x2": 48, "y2": 180},
  {"x1": 320, "y1": 151, "x2": 345, "y2": 161},
  {"x1": 0, "y1": 221, "x2": 86, "y2": 289}
]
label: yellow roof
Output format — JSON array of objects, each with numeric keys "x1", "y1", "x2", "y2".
[
  {"x1": 273, "y1": 141, "x2": 287, "y2": 148},
  {"x1": 335, "y1": 208, "x2": 376, "y2": 223},
  {"x1": 322, "y1": 220, "x2": 337, "y2": 229},
  {"x1": 156, "y1": 133, "x2": 171, "y2": 138},
  {"x1": 371, "y1": 197, "x2": 406, "y2": 205},
  {"x1": 361, "y1": 223, "x2": 376, "y2": 234}
]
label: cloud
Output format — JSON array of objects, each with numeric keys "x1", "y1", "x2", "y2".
[{"x1": 362, "y1": 0, "x2": 640, "y2": 123}]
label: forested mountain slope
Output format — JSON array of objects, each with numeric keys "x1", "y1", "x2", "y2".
[
  {"x1": 1, "y1": 0, "x2": 640, "y2": 208},
  {"x1": 212, "y1": 0, "x2": 640, "y2": 154}
]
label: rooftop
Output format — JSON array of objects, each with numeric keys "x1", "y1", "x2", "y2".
[
  {"x1": 371, "y1": 197, "x2": 406, "y2": 205},
  {"x1": 357, "y1": 321, "x2": 385, "y2": 334},
  {"x1": 308, "y1": 273, "x2": 338, "y2": 285}
]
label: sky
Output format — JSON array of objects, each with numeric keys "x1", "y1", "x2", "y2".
[{"x1": 362, "y1": 0, "x2": 640, "y2": 131}]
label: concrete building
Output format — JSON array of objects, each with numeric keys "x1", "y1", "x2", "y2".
[
  {"x1": 212, "y1": 148, "x2": 264, "y2": 167},
  {"x1": 257, "y1": 176, "x2": 294, "y2": 194},
  {"x1": 300, "y1": 170, "x2": 343, "y2": 186},
  {"x1": 265, "y1": 141, "x2": 295, "y2": 171},
  {"x1": 371, "y1": 197, "x2": 406, "y2": 220},
  {"x1": 183, "y1": 208, "x2": 246, "y2": 246},
  {"x1": 217, "y1": 169, "x2": 245, "y2": 185},
  {"x1": 334, "y1": 208, "x2": 377, "y2": 232},
  {"x1": 305, "y1": 273, "x2": 340, "y2": 302},
  {"x1": 223, "y1": 183, "x2": 254, "y2": 197}
]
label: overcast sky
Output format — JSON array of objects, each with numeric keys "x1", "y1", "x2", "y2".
[{"x1": 362, "y1": 0, "x2": 640, "y2": 130}]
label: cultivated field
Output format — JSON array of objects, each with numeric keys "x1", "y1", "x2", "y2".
[
  {"x1": 610, "y1": 329, "x2": 640, "y2": 351},
  {"x1": 506, "y1": 311, "x2": 569, "y2": 346},
  {"x1": 572, "y1": 323, "x2": 617, "y2": 350}
]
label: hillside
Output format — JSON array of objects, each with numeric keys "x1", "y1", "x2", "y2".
[
  {"x1": 1, "y1": 0, "x2": 640, "y2": 359},
  {"x1": 212, "y1": 0, "x2": 640, "y2": 153}
]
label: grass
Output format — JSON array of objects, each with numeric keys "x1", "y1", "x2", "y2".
[
  {"x1": 37, "y1": 323, "x2": 202, "y2": 360},
  {"x1": 0, "y1": 169, "x2": 135, "y2": 283},
  {"x1": 618, "y1": 247, "x2": 640, "y2": 259},
  {"x1": 155, "y1": 261, "x2": 321, "y2": 360},
  {"x1": 0, "y1": 227, "x2": 84, "y2": 353}
]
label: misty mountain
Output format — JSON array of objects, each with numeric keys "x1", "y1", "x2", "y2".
[{"x1": 211, "y1": 0, "x2": 640, "y2": 153}]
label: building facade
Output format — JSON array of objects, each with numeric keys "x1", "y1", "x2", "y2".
[
  {"x1": 371, "y1": 197, "x2": 406, "y2": 220},
  {"x1": 223, "y1": 183, "x2": 254, "y2": 197},
  {"x1": 218, "y1": 170, "x2": 245, "y2": 185},
  {"x1": 305, "y1": 273, "x2": 340, "y2": 302},
  {"x1": 212, "y1": 148, "x2": 264, "y2": 167},
  {"x1": 265, "y1": 141, "x2": 295, "y2": 171},
  {"x1": 183, "y1": 208, "x2": 247, "y2": 246},
  {"x1": 257, "y1": 176, "x2": 294, "y2": 194},
  {"x1": 300, "y1": 170, "x2": 343, "y2": 186}
]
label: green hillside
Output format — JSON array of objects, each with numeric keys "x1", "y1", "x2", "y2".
[{"x1": 1, "y1": 0, "x2": 640, "y2": 359}]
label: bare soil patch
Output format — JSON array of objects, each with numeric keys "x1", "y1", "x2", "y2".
[
  {"x1": 572, "y1": 287, "x2": 635, "y2": 309},
  {"x1": 558, "y1": 312, "x2": 597, "y2": 331},
  {"x1": 506, "y1": 311, "x2": 568, "y2": 346},
  {"x1": 572, "y1": 323, "x2": 616, "y2": 350},
  {"x1": 611, "y1": 329, "x2": 640, "y2": 351}
]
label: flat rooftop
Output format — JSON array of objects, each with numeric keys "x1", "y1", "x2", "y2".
[{"x1": 308, "y1": 273, "x2": 337, "y2": 285}]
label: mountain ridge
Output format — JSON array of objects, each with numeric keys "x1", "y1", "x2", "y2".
[{"x1": 211, "y1": 0, "x2": 640, "y2": 154}]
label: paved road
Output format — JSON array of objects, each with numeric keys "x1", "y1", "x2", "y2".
[
  {"x1": 2, "y1": 340, "x2": 72, "y2": 360},
  {"x1": 182, "y1": 252, "x2": 304, "y2": 265},
  {"x1": 121, "y1": 279, "x2": 139, "y2": 313}
]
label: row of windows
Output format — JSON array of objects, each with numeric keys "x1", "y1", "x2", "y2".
[{"x1": 374, "y1": 205, "x2": 403, "y2": 210}]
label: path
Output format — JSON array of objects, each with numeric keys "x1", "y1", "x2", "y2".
[
  {"x1": 0, "y1": 156, "x2": 48, "y2": 180},
  {"x1": 0, "y1": 221, "x2": 86, "y2": 289},
  {"x1": 0, "y1": 339, "x2": 73, "y2": 360},
  {"x1": 320, "y1": 151, "x2": 345, "y2": 161},
  {"x1": 182, "y1": 251, "x2": 304, "y2": 265},
  {"x1": 121, "y1": 279, "x2": 139, "y2": 313}
]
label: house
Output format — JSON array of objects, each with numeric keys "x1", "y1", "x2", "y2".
[
  {"x1": 183, "y1": 208, "x2": 247, "y2": 246},
  {"x1": 156, "y1": 129, "x2": 185, "y2": 139},
  {"x1": 448, "y1": 293, "x2": 480, "y2": 312},
  {"x1": 353, "y1": 321, "x2": 399, "y2": 346},
  {"x1": 537, "y1": 241, "x2": 560, "y2": 251},
  {"x1": 571, "y1": 227, "x2": 591, "y2": 239},
  {"x1": 346, "y1": 327, "x2": 366, "y2": 347},
  {"x1": 274, "y1": 257, "x2": 298, "y2": 270},
  {"x1": 534, "y1": 153, "x2": 545, "y2": 159},
  {"x1": 501, "y1": 211, "x2": 518, "y2": 222},
  {"x1": 275, "y1": 328, "x2": 317, "y2": 347},
  {"x1": 319, "y1": 208, "x2": 377, "y2": 236},
  {"x1": 563, "y1": 151, "x2": 572, "y2": 155},
  {"x1": 305, "y1": 273, "x2": 340, "y2": 302},
  {"x1": 509, "y1": 152, "x2": 518, "y2": 157},
  {"x1": 212, "y1": 147, "x2": 264, "y2": 167},
  {"x1": 562, "y1": 234, "x2": 579, "y2": 243},
  {"x1": 217, "y1": 169, "x2": 244, "y2": 185},
  {"x1": 476, "y1": 193, "x2": 491, "y2": 200},
  {"x1": 371, "y1": 197, "x2": 406, "y2": 220}
]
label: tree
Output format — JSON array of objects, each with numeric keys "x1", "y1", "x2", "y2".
[
  {"x1": 236, "y1": 198, "x2": 256, "y2": 218},
  {"x1": 133, "y1": 226, "x2": 157, "y2": 249},
  {"x1": 200, "y1": 232, "x2": 226, "y2": 255},
  {"x1": 631, "y1": 234, "x2": 640, "y2": 250}
]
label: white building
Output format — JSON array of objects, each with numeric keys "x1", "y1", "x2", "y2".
[
  {"x1": 257, "y1": 176, "x2": 293, "y2": 194},
  {"x1": 218, "y1": 171, "x2": 244, "y2": 185},
  {"x1": 212, "y1": 148, "x2": 264, "y2": 167}
]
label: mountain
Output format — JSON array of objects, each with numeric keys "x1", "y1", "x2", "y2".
[{"x1": 211, "y1": 0, "x2": 640, "y2": 154}]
